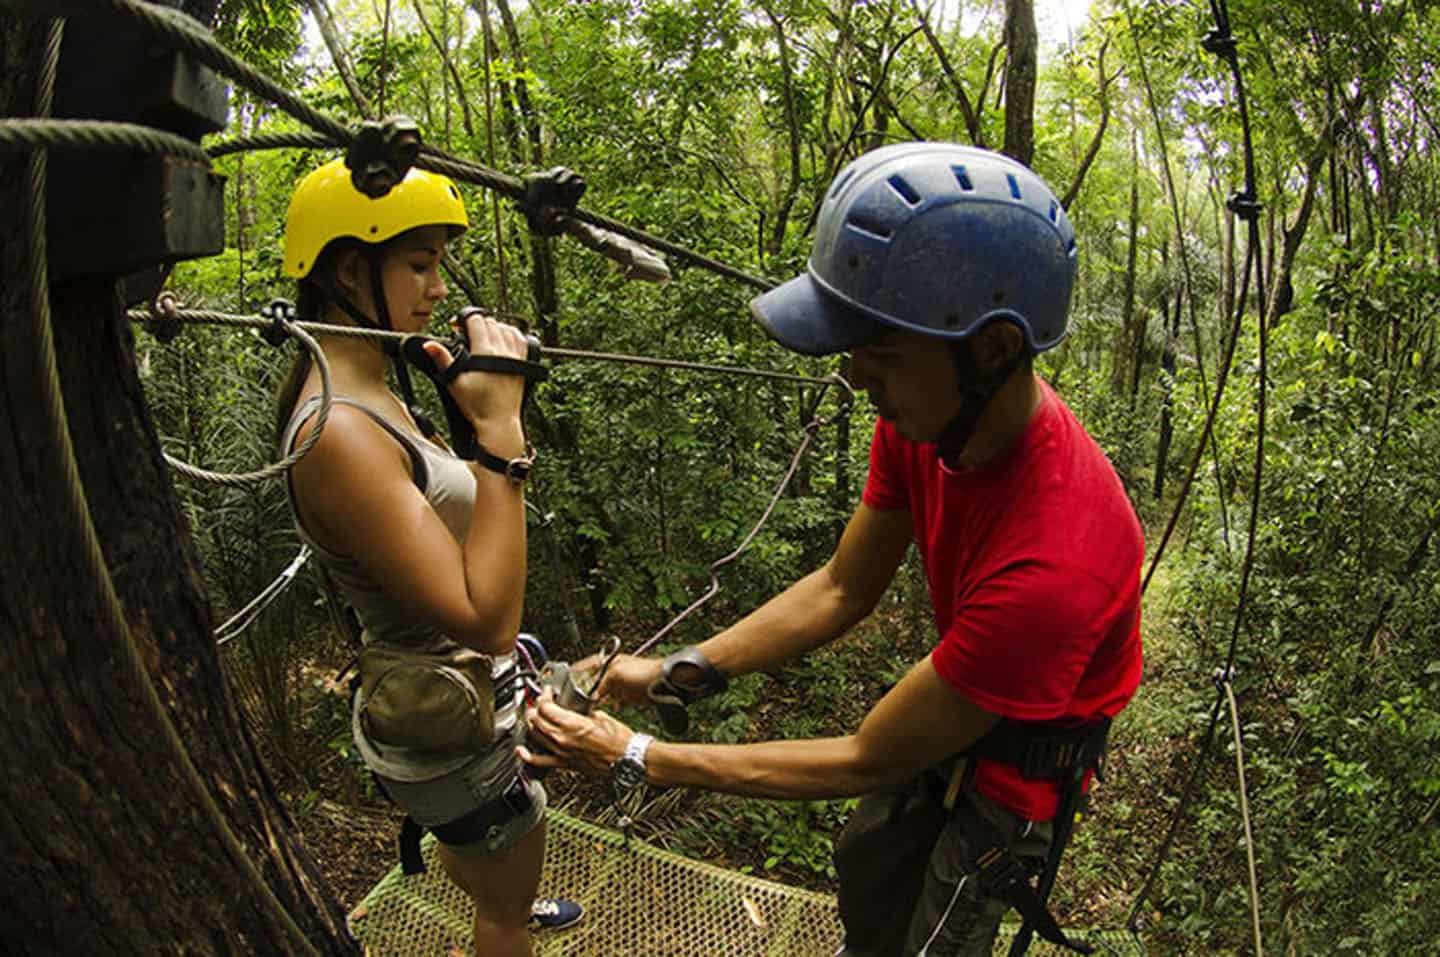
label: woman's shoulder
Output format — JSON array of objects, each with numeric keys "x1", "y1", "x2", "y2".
[{"x1": 290, "y1": 398, "x2": 414, "y2": 486}]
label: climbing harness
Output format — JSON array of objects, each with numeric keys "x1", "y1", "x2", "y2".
[
  {"x1": 383, "y1": 632, "x2": 558, "y2": 875},
  {"x1": 941, "y1": 719, "x2": 1113, "y2": 956}
]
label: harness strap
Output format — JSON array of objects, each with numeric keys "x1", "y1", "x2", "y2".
[
  {"x1": 955, "y1": 798, "x2": 1095, "y2": 955},
  {"x1": 1008, "y1": 765, "x2": 1087, "y2": 957},
  {"x1": 396, "y1": 773, "x2": 534, "y2": 875},
  {"x1": 947, "y1": 717, "x2": 1111, "y2": 956},
  {"x1": 399, "y1": 326, "x2": 547, "y2": 477}
]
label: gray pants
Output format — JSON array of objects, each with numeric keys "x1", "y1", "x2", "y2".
[{"x1": 835, "y1": 774, "x2": 1053, "y2": 957}]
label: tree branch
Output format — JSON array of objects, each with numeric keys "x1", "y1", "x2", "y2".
[{"x1": 304, "y1": 0, "x2": 373, "y2": 118}]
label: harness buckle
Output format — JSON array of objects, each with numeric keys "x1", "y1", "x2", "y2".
[{"x1": 974, "y1": 845, "x2": 1029, "y2": 894}]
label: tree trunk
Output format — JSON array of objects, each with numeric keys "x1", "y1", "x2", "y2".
[
  {"x1": 1115, "y1": 129, "x2": 1140, "y2": 395},
  {"x1": 1002, "y1": 0, "x2": 1037, "y2": 165},
  {"x1": 760, "y1": 1, "x2": 802, "y2": 262},
  {"x1": 1153, "y1": 294, "x2": 1180, "y2": 500},
  {"x1": 0, "y1": 16, "x2": 352, "y2": 954},
  {"x1": 304, "y1": 0, "x2": 373, "y2": 118}
]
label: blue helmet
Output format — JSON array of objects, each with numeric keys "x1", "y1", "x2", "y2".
[{"x1": 751, "y1": 142, "x2": 1077, "y2": 356}]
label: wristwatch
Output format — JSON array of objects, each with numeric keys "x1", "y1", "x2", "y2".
[{"x1": 611, "y1": 732, "x2": 654, "y2": 791}]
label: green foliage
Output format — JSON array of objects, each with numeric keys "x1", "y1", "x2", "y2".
[{"x1": 145, "y1": 0, "x2": 1440, "y2": 949}]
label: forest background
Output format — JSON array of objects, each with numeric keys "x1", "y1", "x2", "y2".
[{"x1": 120, "y1": 0, "x2": 1440, "y2": 953}]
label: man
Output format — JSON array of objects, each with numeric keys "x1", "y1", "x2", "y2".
[{"x1": 519, "y1": 142, "x2": 1143, "y2": 956}]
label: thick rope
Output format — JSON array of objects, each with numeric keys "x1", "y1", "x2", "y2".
[
  {"x1": 1222, "y1": 674, "x2": 1266, "y2": 957},
  {"x1": 95, "y1": 0, "x2": 354, "y2": 143},
  {"x1": 0, "y1": 117, "x2": 210, "y2": 162},
  {"x1": 153, "y1": 301, "x2": 335, "y2": 488},
  {"x1": 18, "y1": 19, "x2": 321, "y2": 956},
  {"x1": 87, "y1": 0, "x2": 777, "y2": 291},
  {"x1": 206, "y1": 130, "x2": 332, "y2": 158}
]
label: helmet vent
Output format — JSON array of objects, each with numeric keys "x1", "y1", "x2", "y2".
[
  {"x1": 1049, "y1": 200, "x2": 1059, "y2": 222},
  {"x1": 952, "y1": 166, "x2": 974, "y2": 191},
  {"x1": 887, "y1": 175, "x2": 922, "y2": 206},
  {"x1": 1006, "y1": 174, "x2": 1022, "y2": 199},
  {"x1": 845, "y1": 215, "x2": 893, "y2": 241}
]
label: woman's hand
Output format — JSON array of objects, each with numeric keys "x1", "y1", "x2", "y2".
[
  {"x1": 421, "y1": 310, "x2": 528, "y2": 451},
  {"x1": 518, "y1": 687, "x2": 635, "y2": 778}
]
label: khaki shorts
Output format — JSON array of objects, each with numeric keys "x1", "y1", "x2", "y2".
[
  {"x1": 371, "y1": 719, "x2": 547, "y2": 857},
  {"x1": 834, "y1": 774, "x2": 1053, "y2": 957}
]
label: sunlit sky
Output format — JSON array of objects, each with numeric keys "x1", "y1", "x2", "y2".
[
  {"x1": 944, "y1": 0, "x2": 1096, "y2": 55},
  {"x1": 305, "y1": 2, "x2": 1097, "y2": 61}
]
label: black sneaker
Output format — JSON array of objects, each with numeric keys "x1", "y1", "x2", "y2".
[{"x1": 528, "y1": 897, "x2": 583, "y2": 931}]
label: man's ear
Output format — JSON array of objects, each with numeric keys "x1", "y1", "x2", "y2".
[{"x1": 970, "y1": 320, "x2": 1026, "y2": 375}]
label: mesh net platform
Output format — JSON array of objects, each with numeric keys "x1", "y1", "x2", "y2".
[{"x1": 350, "y1": 808, "x2": 1143, "y2": 956}]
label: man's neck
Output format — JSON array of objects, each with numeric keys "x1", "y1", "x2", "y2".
[{"x1": 945, "y1": 370, "x2": 1043, "y2": 470}]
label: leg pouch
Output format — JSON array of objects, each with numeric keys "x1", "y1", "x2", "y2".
[{"x1": 357, "y1": 642, "x2": 495, "y2": 756}]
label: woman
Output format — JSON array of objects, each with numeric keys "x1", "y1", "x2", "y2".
[{"x1": 276, "y1": 158, "x2": 577, "y2": 956}]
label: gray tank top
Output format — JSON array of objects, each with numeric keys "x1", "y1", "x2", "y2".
[{"x1": 282, "y1": 395, "x2": 520, "y2": 782}]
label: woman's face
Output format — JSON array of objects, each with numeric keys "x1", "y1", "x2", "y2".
[{"x1": 377, "y1": 226, "x2": 451, "y2": 333}]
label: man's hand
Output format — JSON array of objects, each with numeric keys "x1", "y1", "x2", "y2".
[
  {"x1": 573, "y1": 652, "x2": 661, "y2": 707},
  {"x1": 518, "y1": 687, "x2": 634, "y2": 777}
]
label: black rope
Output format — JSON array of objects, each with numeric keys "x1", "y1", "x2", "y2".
[{"x1": 1126, "y1": 0, "x2": 1271, "y2": 934}]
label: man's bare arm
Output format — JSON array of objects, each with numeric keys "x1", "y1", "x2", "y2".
[
  {"x1": 525, "y1": 656, "x2": 1001, "y2": 801},
  {"x1": 695, "y1": 502, "x2": 913, "y2": 677}
]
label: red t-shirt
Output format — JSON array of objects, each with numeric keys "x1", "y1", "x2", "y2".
[{"x1": 862, "y1": 381, "x2": 1143, "y2": 820}]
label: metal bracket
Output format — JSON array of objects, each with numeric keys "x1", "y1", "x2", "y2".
[
  {"x1": 519, "y1": 166, "x2": 587, "y2": 236},
  {"x1": 346, "y1": 116, "x2": 421, "y2": 198},
  {"x1": 44, "y1": 0, "x2": 229, "y2": 291}
]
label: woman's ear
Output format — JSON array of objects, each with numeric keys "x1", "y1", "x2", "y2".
[{"x1": 332, "y1": 246, "x2": 369, "y2": 303}]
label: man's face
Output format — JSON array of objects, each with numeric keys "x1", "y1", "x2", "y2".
[{"x1": 848, "y1": 330, "x2": 964, "y2": 442}]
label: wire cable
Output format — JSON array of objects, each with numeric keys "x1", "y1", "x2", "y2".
[{"x1": 215, "y1": 546, "x2": 312, "y2": 647}]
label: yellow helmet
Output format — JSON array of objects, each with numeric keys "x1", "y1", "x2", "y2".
[{"x1": 282, "y1": 158, "x2": 468, "y2": 278}]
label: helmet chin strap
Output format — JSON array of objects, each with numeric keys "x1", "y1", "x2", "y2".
[
  {"x1": 935, "y1": 339, "x2": 1026, "y2": 466},
  {"x1": 327, "y1": 252, "x2": 438, "y2": 439}
]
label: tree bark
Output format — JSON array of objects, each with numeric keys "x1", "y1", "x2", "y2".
[
  {"x1": 0, "y1": 16, "x2": 352, "y2": 954},
  {"x1": 1002, "y1": 0, "x2": 1037, "y2": 165}
]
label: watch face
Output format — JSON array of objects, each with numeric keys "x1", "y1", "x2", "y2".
[{"x1": 613, "y1": 758, "x2": 645, "y2": 790}]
